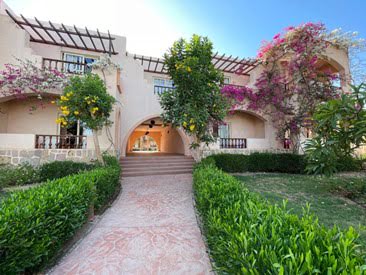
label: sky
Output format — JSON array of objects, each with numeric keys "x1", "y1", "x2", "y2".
[{"x1": 5, "y1": 0, "x2": 366, "y2": 58}]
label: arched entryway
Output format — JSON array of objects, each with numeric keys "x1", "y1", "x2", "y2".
[{"x1": 125, "y1": 116, "x2": 189, "y2": 156}]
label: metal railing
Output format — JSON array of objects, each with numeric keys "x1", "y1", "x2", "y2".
[
  {"x1": 35, "y1": 135, "x2": 87, "y2": 149},
  {"x1": 42, "y1": 58, "x2": 91, "y2": 74},
  {"x1": 153, "y1": 83, "x2": 246, "y2": 95},
  {"x1": 153, "y1": 85, "x2": 175, "y2": 95},
  {"x1": 220, "y1": 138, "x2": 247, "y2": 149}
]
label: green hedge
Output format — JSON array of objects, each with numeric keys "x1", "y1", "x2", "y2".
[
  {"x1": 39, "y1": 160, "x2": 95, "y2": 182},
  {"x1": 207, "y1": 153, "x2": 306, "y2": 173},
  {"x1": 0, "y1": 163, "x2": 40, "y2": 188},
  {"x1": 93, "y1": 160, "x2": 121, "y2": 212},
  {"x1": 193, "y1": 162, "x2": 366, "y2": 274},
  {"x1": 0, "y1": 158, "x2": 121, "y2": 274}
]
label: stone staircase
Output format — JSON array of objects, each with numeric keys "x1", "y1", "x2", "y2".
[{"x1": 120, "y1": 155, "x2": 195, "y2": 177}]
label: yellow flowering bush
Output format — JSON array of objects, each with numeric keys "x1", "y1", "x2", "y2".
[{"x1": 55, "y1": 74, "x2": 115, "y2": 164}]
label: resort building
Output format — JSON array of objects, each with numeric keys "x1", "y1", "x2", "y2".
[{"x1": 0, "y1": 1, "x2": 351, "y2": 165}]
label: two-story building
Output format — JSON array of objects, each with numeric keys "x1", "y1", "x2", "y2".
[{"x1": 0, "y1": 1, "x2": 351, "y2": 165}]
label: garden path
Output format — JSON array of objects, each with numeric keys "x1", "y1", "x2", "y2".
[{"x1": 49, "y1": 174, "x2": 212, "y2": 274}]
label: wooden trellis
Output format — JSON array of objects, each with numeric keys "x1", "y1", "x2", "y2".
[
  {"x1": 6, "y1": 9, "x2": 118, "y2": 55},
  {"x1": 131, "y1": 52, "x2": 259, "y2": 75}
]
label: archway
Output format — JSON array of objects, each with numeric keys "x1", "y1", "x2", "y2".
[{"x1": 124, "y1": 116, "x2": 190, "y2": 156}]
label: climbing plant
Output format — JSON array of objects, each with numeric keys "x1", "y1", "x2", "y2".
[
  {"x1": 0, "y1": 59, "x2": 67, "y2": 111},
  {"x1": 161, "y1": 34, "x2": 230, "y2": 148},
  {"x1": 221, "y1": 22, "x2": 365, "y2": 151}
]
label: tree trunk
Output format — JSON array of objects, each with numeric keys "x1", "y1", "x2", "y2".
[{"x1": 92, "y1": 129, "x2": 104, "y2": 165}]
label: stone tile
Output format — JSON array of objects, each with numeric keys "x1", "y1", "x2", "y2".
[{"x1": 50, "y1": 174, "x2": 212, "y2": 275}]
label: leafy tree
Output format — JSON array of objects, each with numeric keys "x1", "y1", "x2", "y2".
[
  {"x1": 160, "y1": 34, "x2": 230, "y2": 148},
  {"x1": 305, "y1": 83, "x2": 366, "y2": 175},
  {"x1": 55, "y1": 74, "x2": 115, "y2": 164}
]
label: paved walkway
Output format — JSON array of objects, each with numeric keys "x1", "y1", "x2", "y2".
[{"x1": 50, "y1": 174, "x2": 212, "y2": 275}]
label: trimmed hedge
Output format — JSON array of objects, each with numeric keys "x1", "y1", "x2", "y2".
[
  {"x1": 0, "y1": 158, "x2": 121, "y2": 274},
  {"x1": 94, "y1": 158, "x2": 121, "y2": 212},
  {"x1": 193, "y1": 161, "x2": 366, "y2": 274},
  {"x1": 39, "y1": 160, "x2": 95, "y2": 182},
  {"x1": 207, "y1": 153, "x2": 306, "y2": 173},
  {"x1": 0, "y1": 163, "x2": 40, "y2": 188}
]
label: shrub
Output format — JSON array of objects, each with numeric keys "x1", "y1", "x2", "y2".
[
  {"x1": 0, "y1": 163, "x2": 40, "y2": 188},
  {"x1": 208, "y1": 153, "x2": 306, "y2": 174},
  {"x1": 39, "y1": 160, "x2": 95, "y2": 182},
  {"x1": 193, "y1": 163, "x2": 366, "y2": 274},
  {"x1": 336, "y1": 155, "x2": 363, "y2": 172},
  {"x1": 93, "y1": 165, "x2": 121, "y2": 212},
  {"x1": 0, "y1": 172, "x2": 95, "y2": 274},
  {"x1": 0, "y1": 157, "x2": 121, "y2": 274}
]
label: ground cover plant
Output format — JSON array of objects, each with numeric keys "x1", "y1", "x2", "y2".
[{"x1": 193, "y1": 159, "x2": 366, "y2": 274}]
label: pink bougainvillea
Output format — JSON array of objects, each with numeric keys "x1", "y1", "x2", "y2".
[
  {"x1": 0, "y1": 60, "x2": 67, "y2": 99},
  {"x1": 221, "y1": 22, "x2": 344, "y2": 150}
]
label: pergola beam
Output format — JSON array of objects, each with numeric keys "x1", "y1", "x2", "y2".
[{"x1": 5, "y1": 9, "x2": 118, "y2": 54}]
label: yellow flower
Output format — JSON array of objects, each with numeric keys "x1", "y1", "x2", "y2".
[
  {"x1": 60, "y1": 106, "x2": 68, "y2": 111},
  {"x1": 74, "y1": 111, "x2": 80, "y2": 115},
  {"x1": 51, "y1": 100, "x2": 55, "y2": 104},
  {"x1": 182, "y1": 121, "x2": 187, "y2": 127},
  {"x1": 186, "y1": 67, "x2": 192, "y2": 73},
  {"x1": 189, "y1": 124, "x2": 195, "y2": 131},
  {"x1": 66, "y1": 91, "x2": 73, "y2": 97},
  {"x1": 62, "y1": 110, "x2": 70, "y2": 116},
  {"x1": 60, "y1": 95, "x2": 69, "y2": 101},
  {"x1": 87, "y1": 101, "x2": 91, "y2": 105},
  {"x1": 190, "y1": 118, "x2": 194, "y2": 123},
  {"x1": 62, "y1": 121, "x2": 68, "y2": 126},
  {"x1": 91, "y1": 107, "x2": 99, "y2": 114}
]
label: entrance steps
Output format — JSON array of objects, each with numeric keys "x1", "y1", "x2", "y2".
[{"x1": 120, "y1": 155, "x2": 195, "y2": 177}]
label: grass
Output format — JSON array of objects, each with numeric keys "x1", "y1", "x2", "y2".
[{"x1": 235, "y1": 173, "x2": 366, "y2": 246}]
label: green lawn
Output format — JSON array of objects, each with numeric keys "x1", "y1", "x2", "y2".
[{"x1": 235, "y1": 173, "x2": 366, "y2": 246}]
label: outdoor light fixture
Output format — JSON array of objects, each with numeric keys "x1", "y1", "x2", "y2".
[
  {"x1": 145, "y1": 131, "x2": 149, "y2": 135},
  {"x1": 151, "y1": 120, "x2": 155, "y2": 125},
  {"x1": 149, "y1": 124, "x2": 153, "y2": 128}
]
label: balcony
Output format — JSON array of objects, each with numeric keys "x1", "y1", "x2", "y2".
[
  {"x1": 35, "y1": 134, "x2": 87, "y2": 149},
  {"x1": 42, "y1": 58, "x2": 91, "y2": 74},
  {"x1": 220, "y1": 138, "x2": 247, "y2": 149},
  {"x1": 154, "y1": 85, "x2": 175, "y2": 95},
  {"x1": 153, "y1": 83, "x2": 246, "y2": 95}
]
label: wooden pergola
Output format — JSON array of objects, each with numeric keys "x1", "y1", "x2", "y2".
[
  {"x1": 131, "y1": 52, "x2": 259, "y2": 76},
  {"x1": 6, "y1": 9, "x2": 118, "y2": 55}
]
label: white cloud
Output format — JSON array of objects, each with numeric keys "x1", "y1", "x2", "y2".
[{"x1": 6, "y1": 0, "x2": 183, "y2": 56}]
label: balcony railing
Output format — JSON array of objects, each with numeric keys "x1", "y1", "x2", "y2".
[
  {"x1": 220, "y1": 138, "x2": 247, "y2": 149},
  {"x1": 42, "y1": 58, "x2": 91, "y2": 74},
  {"x1": 154, "y1": 85, "x2": 175, "y2": 95},
  {"x1": 35, "y1": 135, "x2": 87, "y2": 149}
]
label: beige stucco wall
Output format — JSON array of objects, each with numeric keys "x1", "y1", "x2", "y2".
[
  {"x1": 224, "y1": 111, "x2": 265, "y2": 138},
  {"x1": 0, "y1": 99, "x2": 58, "y2": 134}
]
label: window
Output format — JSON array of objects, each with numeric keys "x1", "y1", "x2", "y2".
[
  {"x1": 218, "y1": 124, "x2": 230, "y2": 138},
  {"x1": 63, "y1": 53, "x2": 96, "y2": 73},
  {"x1": 224, "y1": 77, "x2": 230, "y2": 84}
]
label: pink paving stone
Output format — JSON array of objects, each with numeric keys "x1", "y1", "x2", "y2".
[{"x1": 49, "y1": 174, "x2": 213, "y2": 275}]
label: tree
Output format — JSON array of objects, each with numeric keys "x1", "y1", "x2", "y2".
[
  {"x1": 160, "y1": 34, "x2": 230, "y2": 148},
  {"x1": 304, "y1": 83, "x2": 366, "y2": 176},
  {"x1": 55, "y1": 74, "x2": 115, "y2": 164}
]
